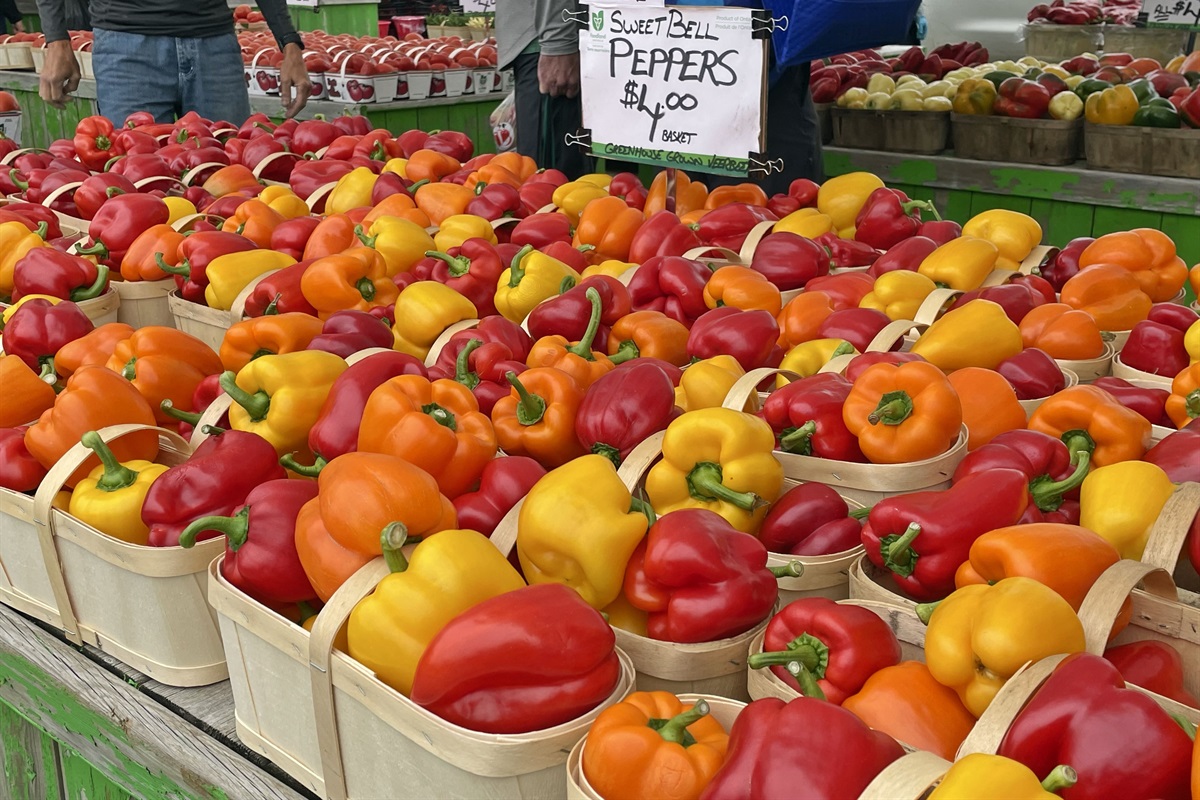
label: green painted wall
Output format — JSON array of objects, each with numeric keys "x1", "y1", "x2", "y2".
[{"x1": 289, "y1": 3, "x2": 380, "y2": 36}]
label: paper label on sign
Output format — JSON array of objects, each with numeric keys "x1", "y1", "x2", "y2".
[
  {"x1": 580, "y1": 4, "x2": 766, "y2": 177},
  {"x1": 462, "y1": 0, "x2": 495, "y2": 12},
  {"x1": 1140, "y1": 0, "x2": 1200, "y2": 29}
]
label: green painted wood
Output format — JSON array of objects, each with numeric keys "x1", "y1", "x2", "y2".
[
  {"x1": 416, "y1": 104, "x2": 450, "y2": 134},
  {"x1": 290, "y1": 3, "x2": 379, "y2": 36},
  {"x1": 939, "y1": 189, "x2": 974, "y2": 222},
  {"x1": 1091, "y1": 206, "x2": 1165, "y2": 237},
  {"x1": 1, "y1": 704, "x2": 62, "y2": 800},
  {"x1": 1036, "y1": 199, "x2": 1096, "y2": 246},
  {"x1": 1160, "y1": 213, "x2": 1200, "y2": 267},
  {"x1": 969, "y1": 192, "x2": 1032, "y2": 216},
  {"x1": 60, "y1": 749, "x2": 132, "y2": 800}
]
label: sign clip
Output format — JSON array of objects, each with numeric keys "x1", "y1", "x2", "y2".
[
  {"x1": 751, "y1": 10, "x2": 788, "y2": 38},
  {"x1": 565, "y1": 128, "x2": 593, "y2": 150},
  {"x1": 748, "y1": 152, "x2": 784, "y2": 176},
  {"x1": 566, "y1": 5, "x2": 590, "y2": 29}
]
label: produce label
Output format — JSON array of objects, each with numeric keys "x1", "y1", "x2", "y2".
[
  {"x1": 580, "y1": 4, "x2": 767, "y2": 177},
  {"x1": 1140, "y1": 0, "x2": 1200, "y2": 29}
]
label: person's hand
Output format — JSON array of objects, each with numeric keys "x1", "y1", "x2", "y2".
[
  {"x1": 39, "y1": 40, "x2": 80, "y2": 110},
  {"x1": 278, "y1": 43, "x2": 312, "y2": 119},
  {"x1": 538, "y1": 52, "x2": 580, "y2": 98},
  {"x1": 13, "y1": 21, "x2": 24, "y2": 33}
]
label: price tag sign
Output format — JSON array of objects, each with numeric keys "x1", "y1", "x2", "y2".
[
  {"x1": 1140, "y1": 0, "x2": 1200, "y2": 29},
  {"x1": 287, "y1": 0, "x2": 319, "y2": 8},
  {"x1": 579, "y1": 4, "x2": 768, "y2": 177}
]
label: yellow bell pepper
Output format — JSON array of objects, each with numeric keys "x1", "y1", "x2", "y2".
[
  {"x1": 433, "y1": 213, "x2": 498, "y2": 252},
  {"x1": 381, "y1": 157, "x2": 407, "y2": 177},
  {"x1": 258, "y1": 185, "x2": 311, "y2": 219},
  {"x1": 951, "y1": 79, "x2": 997, "y2": 115},
  {"x1": 920, "y1": 577, "x2": 1087, "y2": 718},
  {"x1": 1079, "y1": 461, "x2": 1175, "y2": 560},
  {"x1": 553, "y1": 181, "x2": 609, "y2": 224},
  {"x1": 2, "y1": 293, "x2": 61, "y2": 324},
  {"x1": 495, "y1": 244, "x2": 582, "y2": 323},
  {"x1": 220, "y1": 350, "x2": 347, "y2": 458},
  {"x1": 962, "y1": 210, "x2": 1042, "y2": 273},
  {"x1": 777, "y1": 339, "x2": 858, "y2": 385},
  {"x1": 68, "y1": 431, "x2": 169, "y2": 545},
  {"x1": 910, "y1": 299, "x2": 1023, "y2": 371},
  {"x1": 583, "y1": 259, "x2": 637, "y2": 280},
  {"x1": 391, "y1": 281, "x2": 477, "y2": 360},
  {"x1": 929, "y1": 754, "x2": 1077, "y2": 800},
  {"x1": 577, "y1": 173, "x2": 613, "y2": 189},
  {"x1": 324, "y1": 166, "x2": 378, "y2": 216},
  {"x1": 517, "y1": 454, "x2": 650, "y2": 610},
  {"x1": 816, "y1": 172, "x2": 885, "y2": 237},
  {"x1": 675, "y1": 355, "x2": 745, "y2": 412},
  {"x1": 1084, "y1": 84, "x2": 1139, "y2": 126},
  {"x1": 348, "y1": 526, "x2": 525, "y2": 696},
  {"x1": 860, "y1": 270, "x2": 939, "y2": 321},
  {"x1": 645, "y1": 408, "x2": 784, "y2": 534},
  {"x1": 917, "y1": 237, "x2": 1000, "y2": 291},
  {"x1": 774, "y1": 207, "x2": 835, "y2": 239},
  {"x1": 0, "y1": 220, "x2": 48, "y2": 297},
  {"x1": 358, "y1": 215, "x2": 436, "y2": 277},
  {"x1": 163, "y1": 196, "x2": 198, "y2": 226},
  {"x1": 204, "y1": 250, "x2": 296, "y2": 310},
  {"x1": 600, "y1": 592, "x2": 649, "y2": 637},
  {"x1": 1185, "y1": 319, "x2": 1200, "y2": 363}
]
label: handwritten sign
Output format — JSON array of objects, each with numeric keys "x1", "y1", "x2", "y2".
[
  {"x1": 1140, "y1": 0, "x2": 1200, "y2": 29},
  {"x1": 579, "y1": 4, "x2": 767, "y2": 177}
]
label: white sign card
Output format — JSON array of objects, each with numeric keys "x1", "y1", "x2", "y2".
[
  {"x1": 1140, "y1": 0, "x2": 1200, "y2": 29},
  {"x1": 462, "y1": 0, "x2": 496, "y2": 12},
  {"x1": 579, "y1": 4, "x2": 767, "y2": 177}
]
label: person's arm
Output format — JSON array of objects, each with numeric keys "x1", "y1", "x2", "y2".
[
  {"x1": 33, "y1": 0, "x2": 68, "y2": 40},
  {"x1": 534, "y1": 0, "x2": 579, "y2": 97},
  {"x1": 35, "y1": 0, "x2": 79, "y2": 108},
  {"x1": 256, "y1": 0, "x2": 312, "y2": 118},
  {"x1": 1, "y1": 0, "x2": 23, "y2": 27}
]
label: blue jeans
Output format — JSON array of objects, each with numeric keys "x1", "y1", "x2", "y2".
[{"x1": 92, "y1": 28, "x2": 253, "y2": 125}]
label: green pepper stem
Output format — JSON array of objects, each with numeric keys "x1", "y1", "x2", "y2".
[
  {"x1": 915, "y1": 599, "x2": 941, "y2": 625},
  {"x1": 849, "y1": 505, "x2": 872, "y2": 520},
  {"x1": 506, "y1": 371, "x2": 546, "y2": 426},
  {"x1": 1061, "y1": 431, "x2": 1095, "y2": 466},
  {"x1": 381, "y1": 521, "x2": 409, "y2": 573},
  {"x1": 1171, "y1": 713, "x2": 1196, "y2": 739},
  {"x1": 280, "y1": 453, "x2": 326, "y2": 477},
  {"x1": 122, "y1": 356, "x2": 137, "y2": 381},
  {"x1": 779, "y1": 421, "x2": 817, "y2": 455},
  {"x1": 200, "y1": 424, "x2": 225, "y2": 436},
  {"x1": 75, "y1": 239, "x2": 109, "y2": 259},
  {"x1": 508, "y1": 244, "x2": 534, "y2": 287},
  {"x1": 425, "y1": 249, "x2": 472, "y2": 278},
  {"x1": 220, "y1": 371, "x2": 271, "y2": 421},
  {"x1": 748, "y1": 632, "x2": 828, "y2": 676},
  {"x1": 769, "y1": 560, "x2": 805, "y2": 579},
  {"x1": 71, "y1": 265, "x2": 109, "y2": 301},
  {"x1": 565, "y1": 287, "x2": 603, "y2": 360},
  {"x1": 80, "y1": 430, "x2": 139, "y2": 493},
  {"x1": 655, "y1": 701, "x2": 709, "y2": 745},
  {"x1": 686, "y1": 461, "x2": 765, "y2": 511},
  {"x1": 159, "y1": 399, "x2": 202, "y2": 426},
  {"x1": 179, "y1": 507, "x2": 250, "y2": 550},
  {"x1": 454, "y1": 338, "x2": 482, "y2": 389},
  {"x1": 868, "y1": 390, "x2": 914, "y2": 426},
  {"x1": 38, "y1": 360, "x2": 57, "y2": 383},
  {"x1": 559, "y1": 275, "x2": 576, "y2": 294},
  {"x1": 1041, "y1": 765, "x2": 1078, "y2": 794},
  {"x1": 9, "y1": 169, "x2": 27, "y2": 191},
  {"x1": 35, "y1": 221, "x2": 48, "y2": 240},
  {"x1": 830, "y1": 340, "x2": 855, "y2": 358},
  {"x1": 263, "y1": 293, "x2": 282, "y2": 316},
  {"x1": 881, "y1": 522, "x2": 921, "y2": 578},
  {"x1": 608, "y1": 340, "x2": 639, "y2": 364},
  {"x1": 355, "y1": 224, "x2": 377, "y2": 248},
  {"x1": 1185, "y1": 389, "x2": 1200, "y2": 419},
  {"x1": 407, "y1": 179, "x2": 430, "y2": 192},
  {"x1": 422, "y1": 402, "x2": 457, "y2": 430},
  {"x1": 628, "y1": 495, "x2": 656, "y2": 526},
  {"x1": 592, "y1": 442, "x2": 623, "y2": 467},
  {"x1": 1029, "y1": 455, "x2": 1089, "y2": 512},
  {"x1": 355, "y1": 277, "x2": 376, "y2": 301},
  {"x1": 786, "y1": 661, "x2": 827, "y2": 700}
]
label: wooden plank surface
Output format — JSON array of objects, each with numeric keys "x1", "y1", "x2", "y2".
[
  {"x1": 1, "y1": 704, "x2": 63, "y2": 800},
  {"x1": 0, "y1": 604, "x2": 313, "y2": 800}
]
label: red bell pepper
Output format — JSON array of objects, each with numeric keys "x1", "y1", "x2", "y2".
[
  {"x1": 816, "y1": 307, "x2": 893, "y2": 353},
  {"x1": 916, "y1": 219, "x2": 962, "y2": 245},
  {"x1": 141, "y1": 429, "x2": 286, "y2": 547},
  {"x1": 866, "y1": 236, "x2": 939, "y2": 278},
  {"x1": 72, "y1": 173, "x2": 137, "y2": 221},
  {"x1": 240, "y1": 260, "x2": 317, "y2": 318},
  {"x1": 749, "y1": 231, "x2": 830, "y2": 290},
  {"x1": 759, "y1": 481, "x2": 869, "y2": 556},
  {"x1": 608, "y1": 172, "x2": 646, "y2": 210},
  {"x1": 627, "y1": 256, "x2": 712, "y2": 327},
  {"x1": 748, "y1": 597, "x2": 902, "y2": 701},
  {"x1": 1121, "y1": 319, "x2": 1189, "y2": 377},
  {"x1": 766, "y1": 178, "x2": 820, "y2": 217},
  {"x1": 853, "y1": 187, "x2": 939, "y2": 251},
  {"x1": 425, "y1": 239, "x2": 507, "y2": 318},
  {"x1": 159, "y1": 231, "x2": 258, "y2": 304},
  {"x1": 687, "y1": 306, "x2": 781, "y2": 371},
  {"x1": 575, "y1": 360, "x2": 678, "y2": 466},
  {"x1": 1036, "y1": 237, "x2": 1094, "y2": 292},
  {"x1": 13, "y1": 167, "x2": 90, "y2": 216},
  {"x1": 289, "y1": 161, "x2": 355, "y2": 211},
  {"x1": 996, "y1": 348, "x2": 1066, "y2": 400},
  {"x1": 805, "y1": 272, "x2": 875, "y2": 311},
  {"x1": 510, "y1": 213, "x2": 572, "y2": 249},
  {"x1": 1143, "y1": 420, "x2": 1200, "y2": 483},
  {"x1": 306, "y1": 310, "x2": 395, "y2": 358},
  {"x1": 12, "y1": 250, "x2": 109, "y2": 303},
  {"x1": 267, "y1": 216, "x2": 320, "y2": 262},
  {"x1": 1093, "y1": 377, "x2": 1173, "y2": 427},
  {"x1": 332, "y1": 115, "x2": 371, "y2": 137},
  {"x1": 612, "y1": 356, "x2": 683, "y2": 386},
  {"x1": 1176, "y1": 85, "x2": 1200, "y2": 127},
  {"x1": 160, "y1": 374, "x2": 226, "y2": 440},
  {"x1": 862, "y1": 469, "x2": 1031, "y2": 601},
  {"x1": 517, "y1": 169, "x2": 568, "y2": 214},
  {"x1": 452, "y1": 455, "x2": 546, "y2": 538},
  {"x1": 998, "y1": 653, "x2": 1193, "y2": 800},
  {"x1": 109, "y1": 153, "x2": 174, "y2": 192},
  {"x1": 541, "y1": 240, "x2": 589, "y2": 274},
  {"x1": 1104, "y1": 640, "x2": 1199, "y2": 707},
  {"x1": 696, "y1": 203, "x2": 779, "y2": 251},
  {"x1": 1, "y1": 201, "x2": 61, "y2": 240},
  {"x1": 627, "y1": 210, "x2": 702, "y2": 264},
  {"x1": 624, "y1": 508, "x2": 780, "y2": 643},
  {"x1": 423, "y1": 130, "x2": 474, "y2": 162},
  {"x1": 429, "y1": 316, "x2": 533, "y2": 377},
  {"x1": 233, "y1": 113, "x2": 272, "y2": 140},
  {"x1": 411, "y1": 582, "x2": 619, "y2": 734},
  {"x1": 526, "y1": 275, "x2": 630, "y2": 348},
  {"x1": 77, "y1": 194, "x2": 171, "y2": 268},
  {"x1": 0, "y1": 426, "x2": 48, "y2": 493},
  {"x1": 1149, "y1": 301, "x2": 1199, "y2": 329},
  {"x1": 814, "y1": 232, "x2": 882, "y2": 269},
  {"x1": 844, "y1": 351, "x2": 928, "y2": 382},
  {"x1": 353, "y1": 129, "x2": 403, "y2": 162},
  {"x1": 395, "y1": 129, "x2": 429, "y2": 157},
  {"x1": 950, "y1": 281, "x2": 1048, "y2": 325},
  {"x1": 762, "y1": 372, "x2": 865, "y2": 462},
  {"x1": 952, "y1": 429, "x2": 1089, "y2": 526},
  {"x1": 431, "y1": 337, "x2": 528, "y2": 415},
  {"x1": 995, "y1": 77, "x2": 1052, "y2": 118},
  {"x1": 701, "y1": 697, "x2": 904, "y2": 800},
  {"x1": 464, "y1": 182, "x2": 526, "y2": 222},
  {"x1": 370, "y1": 172, "x2": 414, "y2": 205},
  {"x1": 240, "y1": 135, "x2": 293, "y2": 183},
  {"x1": 3, "y1": 300, "x2": 94, "y2": 377},
  {"x1": 73, "y1": 115, "x2": 117, "y2": 171}
]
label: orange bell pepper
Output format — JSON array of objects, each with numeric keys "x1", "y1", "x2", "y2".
[
  {"x1": 463, "y1": 162, "x2": 524, "y2": 192},
  {"x1": 302, "y1": 213, "x2": 363, "y2": 260},
  {"x1": 1077, "y1": 229, "x2": 1189, "y2": 303},
  {"x1": 201, "y1": 164, "x2": 261, "y2": 198},
  {"x1": 643, "y1": 170, "x2": 708, "y2": 217},
  {"x1": 842, "y1": 360, "x2": 964, "y2": 464},
  {"x1": 1189, "y1": 262, "x2": 1199, "y2": 299},
  {"x1": 0, "y1": 355, "x2": 56, "y2": 427},
  {"x1": 294, "y1": 495, "x2": 374, "y2": 602},
  {"x1": 1165, "y1": 361, "x2": 1200, "y2": 429},
  {"x1": 218, "y1": 313, "x2": 326, "y2": 373},
  {"x1": 24, "y1": 366, "x2": 160, "y2": 487},
  {"x1": 1059, "y1": 263, "x2": 1152, "y2": 332},
  {"x1": 491, "y1": 367, "x2": 587, "y2": 468},
  {"x1": 525, "y1": 287, "x2": 617, "y2": 390},
  {"x1": 120, "y1": 224, "x2": 185, "y2": 282},
  {"x1": 221, "y1": 199, "x2": 284, "y2": 249},
  {"x1": 414, "y1": 182, "x2": 474, "y2": 227},
  {"x1": 104, "y1": 326, "x2": 224, "y2": 428},
  {"x1": 704, "y1": 265, "x2": 783, "y2": 316},
  {"x1": 404, "y1": 149, "x2": 462, "y2": 184},
  {"x1": 777, "y1": 291, "x2": 836, "y2": 348},
  {"x1": 356, "y1": 375, "x2": 498, "y2": 498},
  {"x1": 1027, "y1": 385, "x2": 1150, "y2": 467},
  {"x1": 703, "y1": 183, "x2": 768, "y2": 209},
  {"x1": 485, "y1": 151, "x2": 538, "y2": 183},
  {"x1": 608, "y1": 310, "x2": 691, "y2": 366},
  {"x1": 572, "y1": 195, "x2": 645, "y2": 263},
  {"x1": 299, "y1": 246, "x2": 399, "y2": 318},
  {"x1": 842, "y1": 661, "x2": 976, "y2": 760},
  {"x1": 52, "y1": 322, "x2": 136, "y2": 379},
  {"x1": 1018, "y1": 303, "x2": 1107, "y2": 360},
  {"x1": 362, "y1": 192, "x2": 421, "y2": 227},
  {"x1": 946, "y1": 367, "x2": 1027, "y2": 450}
]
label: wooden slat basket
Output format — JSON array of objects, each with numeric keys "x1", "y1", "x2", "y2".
[
  {"x1": 111, "y1": 278, "x2": 177, "y2": 328},
  {"x1": 951, "y1": 113, "x2": 1083, "y2": 166}
]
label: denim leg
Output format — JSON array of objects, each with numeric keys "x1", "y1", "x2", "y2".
[
  {"x1": 92, "y1": 28, "x2": 179, "y2": 124},
  {"x1": 178, "y1": 34, "x2": 253, "y2": 126}
]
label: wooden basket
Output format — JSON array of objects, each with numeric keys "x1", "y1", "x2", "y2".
[
  {"x1": 1055, "y1": 341, "x2": 1115, "y2": 384},
  {"x1": 831, "y1": 108, "x2": 886, "y2": 150},
  {"x1": 1084, "y1": 122, "x2": 1154, "y2": 174},
  {"x1": 882, "y1": 111, "x2": 951, "y2": 155},
  {"x1": 111, "y1": 278, "x2": 177, "y2": 328},
  {"x1": 0, "y1": 425, "x2": 226, "y2": 686},
  {"x1": 1101, "y1": 25, "x2": 1188, "y2": 63},
  {"x1": 0, "y1": 287, "x2": 119, "y2": 327},
  {"x1": 857, "y1": 751, "x2": 951, "y2": 800},
  {"x1": 1022, "y1": 23, "x2": 1102, "y2": 60},
  {"x1": 1149, "y1": 128, "x2": 1200, "y2": 180},
  {"x1": 1110, "y1": 353, "x2": 1175, "y2": 390},
  {"x1": 565, "y1": 695, "x2": 746, "y2": 800},
  {"x1": 208, "y1": 557, "x2": 635, "y2": 800},
  {"x1": 611, "y1": 619, "x2": 767, "y2": 703},
  {"x1": 1020, "y1": 367, "x2": 1079, "y2": 417},
  {"x1": 165, "y1": 273, "x2": 273, "y2": 351},
  {"x1": 951, "y1": 113, "x2": 1083, "y2": 166}
]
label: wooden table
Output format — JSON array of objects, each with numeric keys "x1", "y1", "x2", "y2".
[{"x1": 0, "y1": 603, "x2": 314, "y2": 800}]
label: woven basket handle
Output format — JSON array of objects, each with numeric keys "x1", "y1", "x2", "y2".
[
  {"x1": 955, "y1": 654, "x2": 1069, "y2": 757},
  {"x1": 721, "y1": 367, "x2": 802, "y2": 413},
  {"x1": 912, "y1": 289, "x2": 960, "y2": 327},
  {"x1": 1138, "y1": 482, "x2": 1200, "y2": 573},
  {"x1": 1077, "y1": 560, "x2": 1178, "y2": 656},
  {"x1": 187, "y1": 394, "x2": 234, "y2": 450},
  {"x1": 737, "y1": 219, "x2": 776, "y2": 263},
  {"x1": 856, "y1": 750, "x2": 950, "y2": 800},
  {"x1": 422, "y1": 318, "x2": 480, "y2": 367}
]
